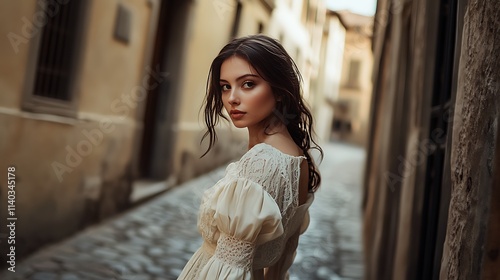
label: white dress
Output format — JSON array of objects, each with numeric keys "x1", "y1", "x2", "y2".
[{"x1": 178, "y1": 142, "x2": 314, "y2": 280}]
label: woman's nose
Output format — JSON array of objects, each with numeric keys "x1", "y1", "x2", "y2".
[{"x1": 228, "y1": 90, "x2": 240, "y2": 105}]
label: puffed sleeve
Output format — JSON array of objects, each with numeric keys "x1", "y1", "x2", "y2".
[{"x1": 198, "y1": 178, "x2": 284, "y2": 279}]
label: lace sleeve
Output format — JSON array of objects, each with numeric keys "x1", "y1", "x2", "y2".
[{"x1": 197, "y1": 178, "x2": 284, "y2": 279}]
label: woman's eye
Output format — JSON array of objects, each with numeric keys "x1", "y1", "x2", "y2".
[
  {"x1": 221, "y1": 84, "x2": 230, "y2": 91},
  {"x1": 242, "y1": 81, "x2": 255, "y2": 89}
]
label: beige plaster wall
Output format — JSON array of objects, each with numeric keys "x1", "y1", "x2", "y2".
[
  {"x1": 0, "y1": 0, "x2": 152, "y2": 261},
  {"x1": 315, "y1": 14, "x2": 346, "y2": 143},
  {"x1": 77, "y1": 0, "x2": 151, "y2": 116},
  {"x1": 0, "y1": 1, "x2": 36, "y2": 109},
  {"x1": 238, "y1": 1, "x2": 271, "y2": 35},
  {"x1": 170, "y1": 0, "x2": 245, "y2": 182}
]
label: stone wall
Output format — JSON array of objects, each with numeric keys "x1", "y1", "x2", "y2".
[
  {"x1": 362, "y1": 0, "x2": 439, "y2": 278},
  {"x1": 363, "y1": 0, "x2": 500, "y2": 279},
  {"x1": 440, "y1": 1, "x2": 500, "y2": 278},
  {"x1": 0, "y1": 0, "x2": 152, "y2": 265}
]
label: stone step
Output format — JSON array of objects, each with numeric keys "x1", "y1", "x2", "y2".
[{"x1": 129, "y1": 177, "x2": 176, "y2": 205}]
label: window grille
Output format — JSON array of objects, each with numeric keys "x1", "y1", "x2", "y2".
[{"x1": 33, "y1": 0, "x2": 83, "y2": 101}]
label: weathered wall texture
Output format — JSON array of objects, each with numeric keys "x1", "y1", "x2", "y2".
[
  {"x1": 440, "y1": 1, "x2": 500, "y2": 279},
  {"x1": 363, "y1": 0, "x2": 434, "y2": 278},
  {"x1": 482, "y1": 112, "x2": 500, "y2": 279},
  {"x1": 364, "y1": 0, "x2": 500, "y2": 279},
  {"x1": 0, "y1": 0, "x2": 152, "y2": 263}
]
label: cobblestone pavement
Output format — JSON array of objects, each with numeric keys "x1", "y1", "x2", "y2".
[{"x1": 0, "y1": 142, "x2": 365, "y2": 280}]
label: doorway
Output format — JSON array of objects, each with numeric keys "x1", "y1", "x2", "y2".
[{"x1": 139, "y1": 0, "x2": 193, "y2": 179}]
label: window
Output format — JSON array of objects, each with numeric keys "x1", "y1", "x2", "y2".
[
  {"x1": 230, "y1": 1, "x2": 243, "y2": 39},
  {"x1": 23, "y1": 0, "x2": 86, "y2": 116},
  {"x1": 257, "y1": 22, "x2": 264, "y2": 34},
  {"x1": 332, "y1": 119, "x2": 352, "y2": 133},
  {"x1": 346, "y1": 59, "x2": 361, "y2": 89}
]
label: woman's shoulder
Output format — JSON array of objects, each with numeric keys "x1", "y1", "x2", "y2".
[
  {"x1": 234, "y1": 141, "x2": 305, "y2": 180},
  {"x1": 262, "y1": 136, "x2": 303, "y2": 158},
  {"x1": 244, "y1": 142, "x2": 305, "y2": 163},
  {"x1": 230, "y1": 136, "x2": 305, "y2": 183}
]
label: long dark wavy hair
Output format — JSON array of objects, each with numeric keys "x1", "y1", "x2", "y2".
[{"x1": 201, "y1": 34, "x2": 323, "y2": 192}]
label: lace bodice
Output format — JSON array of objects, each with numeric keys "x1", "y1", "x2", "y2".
[
  {"x1": 179, "y1": 143, "x2": 314, "y2": 280},
  {"x1": 226, "y1": 142, "x2": 304, "y2": 220}
]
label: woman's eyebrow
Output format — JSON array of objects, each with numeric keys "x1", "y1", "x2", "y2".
[{"x1": 219, "y1": 74, "x2": 260, "y2": 83}]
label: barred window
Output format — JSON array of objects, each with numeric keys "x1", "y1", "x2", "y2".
[
  {"x1": 33, "y1": 0, "x2": 84, "y2": 101},
  {"x1": 22, "y1": 0, "x2": 87, "y2": 117}
]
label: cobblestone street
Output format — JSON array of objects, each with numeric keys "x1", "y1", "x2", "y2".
[{"x1": 0, "y1": 142, "x2": 365, "y2": 280}]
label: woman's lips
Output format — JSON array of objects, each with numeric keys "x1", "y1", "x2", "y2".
[{"x1": 230, "y1": 110, "x2": 246, "y2": 120}]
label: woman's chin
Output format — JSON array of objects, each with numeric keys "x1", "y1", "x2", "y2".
[{"x1": 231, "y1": 121, "x2": 248, "y2": 129}]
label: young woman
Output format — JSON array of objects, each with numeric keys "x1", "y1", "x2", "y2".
[{"x1": 178, "y1": 34, "x2": 322, "y2": 280}]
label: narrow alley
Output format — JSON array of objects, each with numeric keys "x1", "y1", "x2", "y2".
[{"x1": 0, "y1": 142, "x2": 365, "y2": 280}]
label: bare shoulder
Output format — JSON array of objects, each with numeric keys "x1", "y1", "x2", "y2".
[{"x1": 264, "y1": 134, "x2": 303, "y2": 157}]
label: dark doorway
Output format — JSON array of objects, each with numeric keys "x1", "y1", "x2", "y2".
[
  {"x1": 139, "y1": 0, "x2": 192, "y2": 179},
  {"x1": 417, "y1": 0, "x2": 458, "y2": 279}
]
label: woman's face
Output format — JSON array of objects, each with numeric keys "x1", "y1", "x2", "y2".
[{"x1": 219, "y1": 56, "x2": 276, "y2": 129}]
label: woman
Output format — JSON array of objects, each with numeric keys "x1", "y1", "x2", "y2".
[{"x1": 178, "y1": 34, "x2": 322, "y2": 279}]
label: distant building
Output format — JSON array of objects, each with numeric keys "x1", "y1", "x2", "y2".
[
  {"x1": 313, "y1": 9, "x2": 347, "y2": 143},
  {"x1": 330, "y1": 10, "x2": 374, "y2": 148}
]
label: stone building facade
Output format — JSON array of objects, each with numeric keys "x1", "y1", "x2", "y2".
[
  {"x1": 1, "y1": 0, "x2": 157, "y2": 264},
  {"x1": 330, "y1": 10, "x2": 373, "y2": 148}
]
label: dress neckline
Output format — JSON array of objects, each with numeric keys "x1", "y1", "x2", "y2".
[{"x1": 250, "y1": 142, "x2": 306, "y2": 160}]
